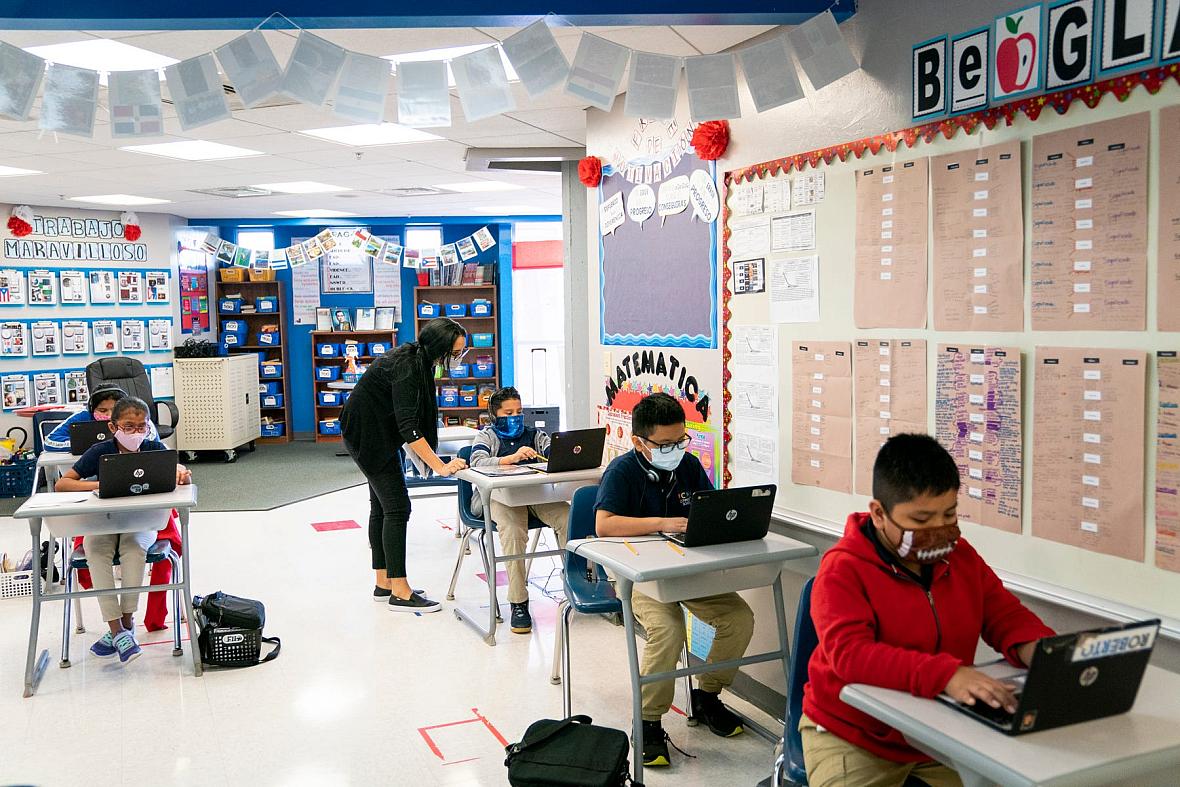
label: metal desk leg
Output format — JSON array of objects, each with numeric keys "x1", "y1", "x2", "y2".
[
  {"x1": 452, "y1": 487, "x2": 499, "y2": 645},
  {"x1": 23, "y1": 517, "x2": 49, "y2": 698},
  {"x1": 616, "y1": 577, "x2": 645, "y2": 785},
  {"x1": 178, "y1": 508, "x2": 202, "y2": 677}
]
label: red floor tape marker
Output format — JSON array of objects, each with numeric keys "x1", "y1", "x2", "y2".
[
  {"x1": 418, "y1": 707, "x2": 509, "y2": 763},
  {"x1": 311, "y1": 520, "x2": 361, "y2": 532},
  {"x1": 474, "y1": 570, "x2": 509, "y2": 586}
]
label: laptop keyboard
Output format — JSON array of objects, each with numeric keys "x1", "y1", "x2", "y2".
[{"x1": 962, "y1": 697, "x2": 1018, "y2": 728}]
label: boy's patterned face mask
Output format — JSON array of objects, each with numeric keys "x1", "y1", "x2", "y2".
[{"x1": 885, "y1": 517, "x2": 961, "y2": 564}]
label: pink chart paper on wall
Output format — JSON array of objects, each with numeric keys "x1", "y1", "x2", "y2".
[
  {"x1": 854, "y1": 158, "x2": 928, "y2": 328},
  {"x1": 792, "y1": 341, "x2": 853, "y2": 493},
  {"x1": 854, "y1": 339, "x2": 927, "y2": 496}
]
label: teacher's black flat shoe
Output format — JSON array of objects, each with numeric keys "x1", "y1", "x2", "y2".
[
  {"x1": 388, "y1": 592, "x2": 441, "y2": 613},
  {"x1": 373, "y1": 586, "x2": 424, "y2": 601}
]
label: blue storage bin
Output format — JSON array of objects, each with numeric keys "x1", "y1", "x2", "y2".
[
  {"x1": 261, "y1": 393, "x2": 284, "y2": 409},
  {"x1": 368, "y1": 341, "x2": 390, "y2": 356},
  {"x1": 448, "y1": 363, "x2": 470, "y2": 378},
  {"x1": 471, "y1": 299, "x2": 493, "y2": 317},
  {"x1": 219, "y1": 298, "x2": 242, "y2": 314},
  {"x1": 459, "y1": 394, "x2": 477, "y2": 407},
  {"x1": 221, "y1": 332, "x2": 246, "y2": 347},
  {"x1": 258, "y1": 331, "x2": 280, "y2": 346},
  {"x1": 472, "y1": 361, "x2": 496, "y2": 378},
  {"x1": 256, "y1": 296, "x2": 278, "y2": 313},
  {"x1": 318, "y1": 391, "x2": 342, "y2": 407},
  {"x1": 342, "y1": 372, "x2": 361, "y2": 384},
  {"x1": 438, "y1": 389, "x2": 459, "y2": 407},
  {"x1": 316, "y1": 366, "x2": 340, "y2": 382},
  {"x1": 260, "y1": 362, "x2": 283, "y2": 378},
  {"x1": 418, "y1": 302, "x2": 440, "y2": 318},
  {"x1": 317, "y1": 343, "x2": 341, "y2": 358},
  {"x1": 445, "y1": 303, "x2": 468, "y2": 317},
  {"x1": 221, "y1": 319, "x2": 246, "y2": 334},
  {"x1": 471, "y1": 332, "x2": 493, "y2": 348},
  {"x1": 259, "y1": 381, "x2": 280, "y2": 395},
  {"x1": 319, "y1": 419, "x2": 341, "y2": 435},
  {"x1": 261, "y1": 422, "x2": 285, "y2": 438}
]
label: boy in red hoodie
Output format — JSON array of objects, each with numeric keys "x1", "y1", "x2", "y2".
[{"x1": 801, "y1": 433, "x2": 1055, "y2": 786}]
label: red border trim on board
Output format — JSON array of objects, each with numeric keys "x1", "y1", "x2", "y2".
[{"x1": 718, "y1": 64, "x2": 1180, "y2": 487}]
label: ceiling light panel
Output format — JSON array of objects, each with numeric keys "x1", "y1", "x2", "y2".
[
  {"x1": 120, "y1": 140, "x2": 266, "y2": 161},
  {"x1": 69, "y1": 194, "x2": 172, "y2": 206},
  {"x1": 297, "y1": 123, "x2": 442, "y2": 147}
]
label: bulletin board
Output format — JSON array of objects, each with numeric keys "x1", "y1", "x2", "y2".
[{"x1": 721, "y1": 68, "x2": 1180, "y2": 628}]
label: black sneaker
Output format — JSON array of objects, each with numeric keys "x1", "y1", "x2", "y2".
[
  {"x1": 641, "y1": 720, "x2": 671, "y2": 767},
  {"x1": 374, "y1": 586, "x2": 424, "y2": 601},
  {"x1": 387, "y1": 592, "x2": 441, "y2": 614},
  {"x1": 690, "y1": 688, "x2": 744, "y2": 737},
  {"x1": 509, "y1": 601, "x2": 532, "y2": 633}
]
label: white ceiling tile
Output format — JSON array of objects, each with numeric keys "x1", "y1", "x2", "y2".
[{"x1": 0, "y1": 31, "x2": 102, "y2": 48}]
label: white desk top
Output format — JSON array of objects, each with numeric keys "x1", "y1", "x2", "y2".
[
  {"x1": 569, "y1": 532, "x2": 815, "y2": 584},
  {"x1": 439, "y1": 426, "x2": 479, "y2": 443},
  {"x1": 841, "y1": 664, "x2": 1180, "y2": 787},
  {"x1": 326, "y1": 381, "x2": 356, "y2": 390},
  {"x1": 14, "y1": 485, "x2": 199, "y2": 519},
  {"x1": 35, "y1": 452, "x2": 78, "y2": 467},
  {"x1": 457, "y1": 465, "x2": 604, "y2": 492}
]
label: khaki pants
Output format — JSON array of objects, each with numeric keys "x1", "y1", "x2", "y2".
[
  {"x1": 84, "y1": 531, "x2": 154, "y2": 623},
  {"x1": 631, "y1": 589, "x2": 754, "y2": 721},
  {"x1": 490, "y1": 500, "x2": 569, "y2": 604},
  {"x1": 799, "y1": 714, "x2": 963, "y2": 787}
]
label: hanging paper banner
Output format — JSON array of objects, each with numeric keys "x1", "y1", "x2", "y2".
[
  {"x1": 439, "y1": 243, "x2": 459, "y2": 266},
  {"x1": 0, "y1": 42, "x2": 44, "y2": 121},
  {"x1": 166, "y1": 54, "x2": 232, "y2": 130},
  {"x1": 473, "y1": 226, "x2": 496, "y2": 251},
  {"x1": 215, "y1": 31, "x2": 283, "y2": 108},
  {"x1": 397, "y1": 60, "x2": 451, "y2": 127},
  {"x1": 685, "y1": 53, "x2": 741, "y2": 122},
  {"x1": 39, "y1": 63, "x2": 99, "y2": 137},
  {"x1": 288, "y1": 243, "x2": 308, "y2": 267},
  {"x1": 382, "y1": 242, "x2": 403, "y2": 265},
  {"x1": 108, "y1": 69, "x2": 164, "y2": 137},
  {"x1": 269, "y1": 248, "x2": 289, "y2": 270},
  {"x1": 334, "y1": 51, "x2": 390, "y2": 124},
  {"x1": 252, "y1": 249, "x2": 271, "y2": 270},
  {"x1": 283, "y1": 31, "x2": 347, "y2": 107},
  {"x1": 452, "y1": 45, "x2": 516, "y2": 122},
  {"x1": 501, "y1": 19, "x2": 570, "y2": 98},
  {"x1": 403, "y1": 249, "x2": 421, "y2": 269},
  {"x1": 233, "y1": 245, "x2": 253, "y2": 268},
  {"x1": 565, "y1": 34, "x2": 630, "y2": 111},
  {"x1": 456, "y1": 236, "x2": 478, "y2": 260},
  {"x1": 739, "y1": 33, "x2": 805, "y2": 113},
  {"x1": 789, "y1": 9, "x2": 860, "y2": 91},
  {"x1": 624, "y1": 52, "x2": 681, "y2": 120}
]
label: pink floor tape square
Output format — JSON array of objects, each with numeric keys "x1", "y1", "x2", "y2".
[
  {"x1": 475, "y1": 570, "x2": 509, "y2": 586},
  {"x1": 311, "y1": 520, "x2": 361, "y2": 532},
  {"x1": 418, "y1": 708, "x2": 508, "y2": 765}
]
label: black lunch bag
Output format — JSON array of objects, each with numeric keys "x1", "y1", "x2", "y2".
[
  {"x1": 193, "y1": 591, "x2": 280, "y2": 668},
  {"x1": 504, "y1": 715, "x2": 640, "y2": 787}
]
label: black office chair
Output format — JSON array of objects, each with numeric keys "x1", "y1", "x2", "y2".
[{"x1": 85, "y1": 357, "x2": 180, "y2": 439}]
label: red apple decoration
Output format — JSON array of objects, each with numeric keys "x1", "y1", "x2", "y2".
[{"x1": 996, "y1": 15, "x2": 1037, "y2": 93}]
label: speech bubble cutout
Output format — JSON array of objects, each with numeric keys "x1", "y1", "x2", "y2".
[
  {"x1": 599, "y1": 192, "x2": 625, "y2": 236},
  {"x1": 627, "y1": 184, "x2": 656, "y2": 228},
  {"x1": 657, "y1": 176, "x2": 691, "y2": 225},
  {"x1": 689, "y1": 169, "x2": 720, "y2": 223}
]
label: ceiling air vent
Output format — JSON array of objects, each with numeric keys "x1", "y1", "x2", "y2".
[
  {"x1": 380, "y1": 186, "x2": 453, "y2": 197},
  {"x1": 188, "y1": 186, "x2": 273, "y2": 199}
]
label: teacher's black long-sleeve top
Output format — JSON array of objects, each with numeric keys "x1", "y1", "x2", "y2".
[{"x1": 341, "y1": 344, "x2": 438, "y2": 475}]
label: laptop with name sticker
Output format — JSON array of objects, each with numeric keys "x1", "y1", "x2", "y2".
[
  {"x1": 664, "y1": 485, "x2": 777, "y2": 548},
  {"x1": 937, "y1": 619, "x2": 1160, "y2": 735},
  {"x1": 69, "y1": 421, "x2": 113, "y2": 455},
  {"x1": 96, "y1": 450, "x2": 178, "y2": 499},
  {"x1": 521, "y1": 427, "x2": 606, "y2": 473}
]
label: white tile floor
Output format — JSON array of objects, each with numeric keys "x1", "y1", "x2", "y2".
[{"x1": 0, "y1": 483, "x2": 779, "y2": 787}]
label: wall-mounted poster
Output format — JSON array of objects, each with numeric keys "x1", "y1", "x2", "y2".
[
  {"x1": 89, "y1": 270, "x2": 116, "y2": 303},
  {"x1": 92, "y1": 319, "x2": 118, "y2": 353},
  {"x1": 320, "y1": 228, "x2": 374, "y2": 294},
  {"x1": 33, "y1": 372, "x2": 62, "y2": 407},
  {"x1": 145, "y1": 271, "x2": 170, "y2": 303},
  {"x1": 0, "y1": 269, "x2": 27, "y2": 305},
  {"x1": 60, "y1": 270, "x2": 87, "y2": 303},
  {"x1": 178, "y1": 244, "x2": 210, "y2": 335},
  {"x1": 62, "y1": 320, "x2": 89, "y2": 354},
  {"x1": 148, "y1": 319, "x2": 171, "y2": 351},
  {"x1": 64, "y1": 370, "x2": 89, "y2": 404},
  {"x1": 120, "y1": 319, "x2": 145, "y2": 352},
  {"x1": 30, "y1": 320, "x2": 60, "y2": 356},
  {"x1": 119, "y1": 271, "x2": 144, "y2": 304},
  {"x1": 2, "y1": 374, "x2": 30, "y2": 410},
  {"x1": 28, "y1": 270, "x2": 57, "y2": 305},
  {"x1": 1, "y1": 321, "x2": 28, "y2": 356}
]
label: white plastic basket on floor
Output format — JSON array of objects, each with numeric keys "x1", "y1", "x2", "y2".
[{"x1": 0, "y1": 569, "x2": 39, "y2": 599}]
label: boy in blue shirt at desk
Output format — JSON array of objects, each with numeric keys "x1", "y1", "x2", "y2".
[
  {"x1": 43, "y1": 386, "x2": 159, "y2": 451},
  {"x1": 468, "y1": 386, "x2": 569, "y2": 635},
  {"x1": 595, "y1": 392, "x2": 754, "y2": 767},
  {"x1": 57, "y1": 396, "x2": 191, "y2": 664}
]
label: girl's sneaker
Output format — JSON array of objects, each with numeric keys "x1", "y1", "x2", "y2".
[
  {"x1": 113, "y1": 630, "x2": 142, "y2": 664},
  {"x1": 90, "y1": 632, "x2": 118, "y2": 658}
]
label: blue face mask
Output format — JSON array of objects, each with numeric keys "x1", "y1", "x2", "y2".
[
  {"x1": 646, "y1": 444, "x2": 687, "y2": 472},
  {"x1": 493, "y1": 415, "x2": 525, "y2": 439}
]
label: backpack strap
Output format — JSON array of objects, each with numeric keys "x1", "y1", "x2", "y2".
[
  {"x1": 258, "y1": 636, "x2": 280, "y2": 664},
  {"x1": 504, "y1": 715, "x2": 592, "y2": 761}
]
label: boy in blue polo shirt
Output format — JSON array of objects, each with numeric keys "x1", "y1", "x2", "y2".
[
  {"x1": 595, "y1": 392, "x2": 754, "y2": 767},
  {"x1": 43, "y1": 386, "x2": 159, "y2": 451}
]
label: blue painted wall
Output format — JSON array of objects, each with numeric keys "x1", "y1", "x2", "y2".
[{"x1": 194, "y1": 215, "x2": 558, "y2": 434}]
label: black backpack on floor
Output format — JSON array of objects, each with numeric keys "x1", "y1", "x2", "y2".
[
  {"x1": 193, "y1": 591, "x2": 280, "y2": 668},
  {"x1": 504, "y1": 715, "x2": 640, "y2": 787}
]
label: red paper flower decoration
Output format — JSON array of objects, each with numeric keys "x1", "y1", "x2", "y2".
[
  {"x1": 578, "y1": 156, "x2": 603, "y2": 188},
  {"x1": 7, "y1": 204, "x2": 33, "y2": 237},
  {"x1": 691, "y1": 120, "x2": 730, "y2": 161},
  {"x1": 121, "y1": 211, "x2": 142, "y2": 242}
]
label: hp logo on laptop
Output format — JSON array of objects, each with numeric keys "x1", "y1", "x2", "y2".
[
  {"x1": 725, "y1": 509, "x2": 738, "y2": 521},
  {"x1": 98, "y1": 432, "x2": 107, "y2": 440},
  {"x1": 133, "y1": 468, "x2": 145, "y2": 478},
  {"x1": 1080, "y1": 666, "x2": 1099, "y2": 687},
  {"x1": 572, "y1": 445, "x2": 582, "y2": 454}
]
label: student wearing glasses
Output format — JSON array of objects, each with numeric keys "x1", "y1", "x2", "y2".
[
  {"x1": 594, "y1": 392, "x2": 754, "y2": 768},
  {"x1": 56, "y1": 396, "x2": 192, "y2": 664},
  {"x1": 341, "y1": 317, "x2": 469, "y2": 614}
]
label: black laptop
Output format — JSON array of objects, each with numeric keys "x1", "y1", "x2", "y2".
[
  {"x1": 522, "y1": 427, "x2": 606, "y2": 473},
  {"x1": 938, "y1": 619, "x2": 1160, "y2": 735},
  {"x1": 96, "y1": 450, "x2": 178, "y2": 499},
  {"x1": 69, "y1": 420, "x2": 113, "y2": 455},
  {"x1": 664, "y1": 484, "x2": 776, "y2": 548}
]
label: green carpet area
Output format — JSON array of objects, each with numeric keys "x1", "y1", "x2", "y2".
[{"x1": 0, "y1": 440, "x2": 370, "y2": 516}]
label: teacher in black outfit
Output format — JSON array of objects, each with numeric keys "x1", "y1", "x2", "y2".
[{"x1": 341, "y1": 317, "x2": 469, "y2": 613}]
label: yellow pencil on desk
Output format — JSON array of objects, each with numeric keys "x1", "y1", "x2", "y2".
[
  {"x1": 666, "y1": 541, "x2": 685, "y2": 556},
  {"x1": 623, "y1": 540, "x2": 638, "y2": 555}
]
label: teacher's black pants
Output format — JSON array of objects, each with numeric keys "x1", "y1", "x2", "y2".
[{"x1": 364, "y1": 456, "x2": 412, "y2": 577}]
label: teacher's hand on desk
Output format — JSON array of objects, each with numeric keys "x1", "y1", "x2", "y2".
[
  {"x1": 177, "y1": 465, "x2": 193, "y2": 485},
  {"x1": 436, "y1": 457, "x2": 468, "y2": 477}
]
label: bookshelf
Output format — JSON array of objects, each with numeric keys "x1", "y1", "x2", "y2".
[
  {"x1": 311, "y1": 329, "x2": 397, "y2": 443},
  {"x1": 414, "y1": 283, "x2": 499, "y2": 429},
  {"x1": 215, "y1": 276, "x2": 291, "y2": 444}
]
